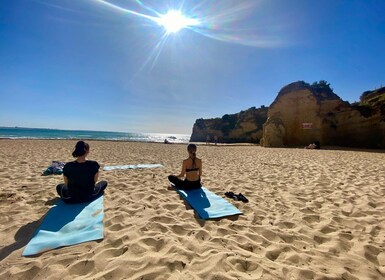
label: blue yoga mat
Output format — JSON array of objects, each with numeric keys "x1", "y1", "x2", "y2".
[
  {"x1": 22, "y1": 196, "x2": 104, "y2": 256},
  {"x1": 103, "y1": 164, "x2": 163, "y2": 171},
  {"x1": 175, "y1": 186, "x2": 242, "y2": 220}
]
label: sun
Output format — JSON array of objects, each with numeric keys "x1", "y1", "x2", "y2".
[{"x1": 156, "y1": 10, "x2": 199, "y2": 34}]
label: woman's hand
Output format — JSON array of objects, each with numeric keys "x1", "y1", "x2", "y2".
[
  {"x1": 94, "y1": 172, "x2": 99, "y2": 183},
  {"x1": 63, "y1": 175, "x2": 69, "y2": 186}
]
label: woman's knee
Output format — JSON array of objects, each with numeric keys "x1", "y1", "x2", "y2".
[
  {"x1": 100, "y1": 180, "x2": 108, "y2": 191},
  {"x1": 56, "y1": 184, "x2": 64, "y2": 196},
  {"x1": 94, "y1": 181, "x2": 108, "y2": 195},
  {"x1": 168, "y1": 175, "x2": 179, "y2": 183},
  {"x1": 99, "y1": 180, "x2": 108, "y2": 189},
  {"x1": 56, "y1": 184, "x2": 71, "y2": 199}
]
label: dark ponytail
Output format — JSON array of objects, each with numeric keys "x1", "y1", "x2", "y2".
[
  {"x1": 187, "y1": 143, "x2": 197, "y2": 168},
  {"x1": 72, "y1": 141, "x2": 89, "y2": 157}
]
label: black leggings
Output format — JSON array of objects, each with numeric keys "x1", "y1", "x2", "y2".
[
  {"x1": 168, "y1": 175, "x2": 201, "y2": 190},
  {"x1": 56, "y1": 180, "x2": 108, "y2": 204}
]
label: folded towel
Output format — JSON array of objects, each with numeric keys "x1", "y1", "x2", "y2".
[{"x1": 103, "y1": 164, "x2": 163, "y2": 171}]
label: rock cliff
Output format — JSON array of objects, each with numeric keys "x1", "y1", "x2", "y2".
[
  {"x1": 190, "y1": 106, "x2": 268, "y2": 143},
  {"x1": 190, "y1": 82, "x2": 385, "y2": 149},
  {"x1": 261, "y1": 81, "x2": 385, "y2": 148}
]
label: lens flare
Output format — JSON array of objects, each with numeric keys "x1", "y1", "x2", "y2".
[
  {"x1": 155, "y1": 10, "x2": 199, "y2": 34},
  {"x1": 91, "y1": 0, "x2": 281, "y2": 47},
  {"x1": 86, "y1": 0, "x2": 283, "y2": 71}
]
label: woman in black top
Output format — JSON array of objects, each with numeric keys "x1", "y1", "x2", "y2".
[
  {"x1": 168, "y1": 144, "x2": 202, "y2": 190},
  {"x1": 56, "y1": 141, "x2": 107, "y2": 203}
]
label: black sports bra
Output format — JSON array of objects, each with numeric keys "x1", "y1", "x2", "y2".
[{"x1": 186, "y1": 167, "x2": 199, "y2": 172}]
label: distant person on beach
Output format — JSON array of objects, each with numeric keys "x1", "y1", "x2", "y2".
[
  {"x1": 214, "y1": 135, "x2": 218, "y2": 145},
  {"x1": 305, "y1": 141, "x2": 321, "y2": 149},
  {"x1": 56, "y1": 141, "x2": 107, "y2": 203},
  {"x1": 206, "y1": 135, "x2": 210, "y2": 145},
  {"x1": 168, "y1": 143, "x2": 202, "y2": 190}
]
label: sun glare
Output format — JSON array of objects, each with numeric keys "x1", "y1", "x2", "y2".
[
  {"x1": 92, "y1": 0, "x2": 275, "y2": 71},
  {"x1": 156, "y1": 10, "x2": 199, "y2": 33}
]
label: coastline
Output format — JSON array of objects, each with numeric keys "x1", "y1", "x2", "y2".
[
  {"x1": 0, "y1": 127, "x2": 191, "y2": 144},
  {"x1": 4, "y1": 138, "x2": 385, "y2": 152},
  {"x1": 1, "y1": 139, "x2": 385, "y2": 279}
]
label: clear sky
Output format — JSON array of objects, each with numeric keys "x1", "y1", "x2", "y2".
[{"x1": 1, "y1": 0, "x2": 384, "y2": 134}]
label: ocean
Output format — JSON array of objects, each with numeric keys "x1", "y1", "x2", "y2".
[{"x1": 0, "y1": 127, "x2": 191, "y2": 144}]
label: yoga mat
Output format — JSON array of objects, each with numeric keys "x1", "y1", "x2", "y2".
[
  {"x1": 22, "y1": 196, "x2": 104, "y2": 256},
  {"x1": 175, "y1": 186, "x2": 242, "y2": 220},
  {"x1": 103, "y1": 164, "x2": 163, "y2": 171}
]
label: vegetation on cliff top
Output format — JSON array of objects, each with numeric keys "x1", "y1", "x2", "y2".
[
  {"x1": 353, "y1": 86, "x2": 385, "y2": 118},
  {"x1": 277, "y1": 80, "x2": 338, "y2": 101}
]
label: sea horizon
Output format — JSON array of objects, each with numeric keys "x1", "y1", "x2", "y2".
[{"x1": 0, "y1": 126, "x2": 191, "y2": 144}]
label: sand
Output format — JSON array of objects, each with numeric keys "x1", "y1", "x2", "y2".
[{"x1": 0, "y1": 139, "x2": 385, "y2": 280}]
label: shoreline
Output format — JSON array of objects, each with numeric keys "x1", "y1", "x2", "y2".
[
  {"x1": 2, "y1": 138, "x2": 385, "y2": 153},
  {"x1": 0, "y1": 137, "x2": 190, "y2": 145}
]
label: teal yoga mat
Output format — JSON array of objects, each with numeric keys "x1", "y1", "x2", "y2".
[
  {"x1": 22, "y1": 196, "x2": 104, "y2": 256},
  {"x1": 175, "y1": 186, "x2": 242, "y2": 220},
  {"x1": 103, "y1": 164, "x2": 163, "y2": 171}
]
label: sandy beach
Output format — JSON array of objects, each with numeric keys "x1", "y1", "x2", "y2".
[{"x1": 0, "y1": 139, "x2": 385, "y2": 280}]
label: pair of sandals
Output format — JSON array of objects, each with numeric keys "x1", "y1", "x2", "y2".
[{"x1": 225, "y1": 192, "x2": 249, "y2": 203}]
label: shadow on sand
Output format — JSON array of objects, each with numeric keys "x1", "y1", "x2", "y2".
[
  {"x1": 169, "y1": 186, "x2": 241, "y2": 226},
  {"x1": 0, "y1": 198, "x2": 60, "y2": 261}
]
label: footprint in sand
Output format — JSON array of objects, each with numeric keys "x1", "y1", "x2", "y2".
[
  {"x1": 313, "y1": 235, "x2": 330, "y2": 244},
  {"x1": 261, "y1": 229, "x2": 279, "y2": 242},
  {"x1": 283, "y1": 268, "x2": 316, "y2": 280},
  {"x1": 299, "y1": 207, "x2": 317, "y2": 214},
  {"x1": 338, "y1": 232, "x2": 354, "y2": 241},
  {"x1": 13, "y1": 264, "x2": 41, "y2": 280},
  {"x1": 302, "y1": 214, "x2": 320, "y2": 224},
  {"x1": 108, "y1": 223, "x2": 124, "y2": 232},
  {"x1": 95, "y1": 246, "x2": 129, "y2": 259},
  {"x1": 369, "y1": 225, "x2": 381, "y2": 237},
  {"x1": 364, "y1": 244, "x2": 381, "y2": 265},
  {"x1": 281, "y1": 221, "x2": 296, "y2": 229},
  {"x1": 228, "y1": 256, "x2": 261, "y2": 273},
  {"x1": 377, "y1": 252, "x2": 385, "y2": 267},
  {"x1": 68, "y1": 260, "x2": 95, "y2": 276},
  {"x1": 320, "y1": 225, "x2": 338, "y2": 234},
  {"x1": 140, "y1": 237, "x2": 166, "y2": 252},
  {"x1": 265, "y1": 248, "x2": 282, "y2": 261}
]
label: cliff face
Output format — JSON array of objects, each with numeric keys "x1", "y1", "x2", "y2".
[
  {"x1": 190, "y1": 82, "x2": 385, "y2": 149},
  {"x1": 190, "y1": 106, "x2": 268, "y2": 143},
  {"x1": 261, "y1": 82, "x2": 385, "y2": 148}
]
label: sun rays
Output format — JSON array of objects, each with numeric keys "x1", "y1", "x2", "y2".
[
  {"x1": 155, "y1": 10, "x2": 200, "y2": 34},
  {"x1": 89, "y1": 0, "x2": 281, "y2": 71}
]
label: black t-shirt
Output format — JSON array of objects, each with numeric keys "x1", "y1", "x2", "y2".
[{"x1": 63, "y1": 160, "x2": 100, "y2": 199}]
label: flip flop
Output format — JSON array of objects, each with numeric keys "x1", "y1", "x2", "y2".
[
  {"x1": 237, "y1": 193, "x2": 249, "y2": 203},
  {"x1": 225, "y1": 191, "x2": 235, "y2": 199},
  {"x1": 225, "y1": 192, "x2": 249, "y2": 203}
]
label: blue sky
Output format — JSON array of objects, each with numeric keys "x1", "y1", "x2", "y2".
[{"x1": 1, "y1": 0, "x2": 384, "y2": 134}]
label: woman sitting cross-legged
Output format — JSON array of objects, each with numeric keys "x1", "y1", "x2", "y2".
[
  {"x1": 56, "y1": 141, "x2": 107, "y2": 204},
  {"x1": 168, "y1": 143, "x2": 202, "y2": 190}
]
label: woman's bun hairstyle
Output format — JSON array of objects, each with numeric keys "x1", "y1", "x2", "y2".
[
  {"x1": 187, "y1": 143, "x2": 197, "y2": 153},
  {"x1": 72, "y1": 141, "x2": 89, "y2": 157}
]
